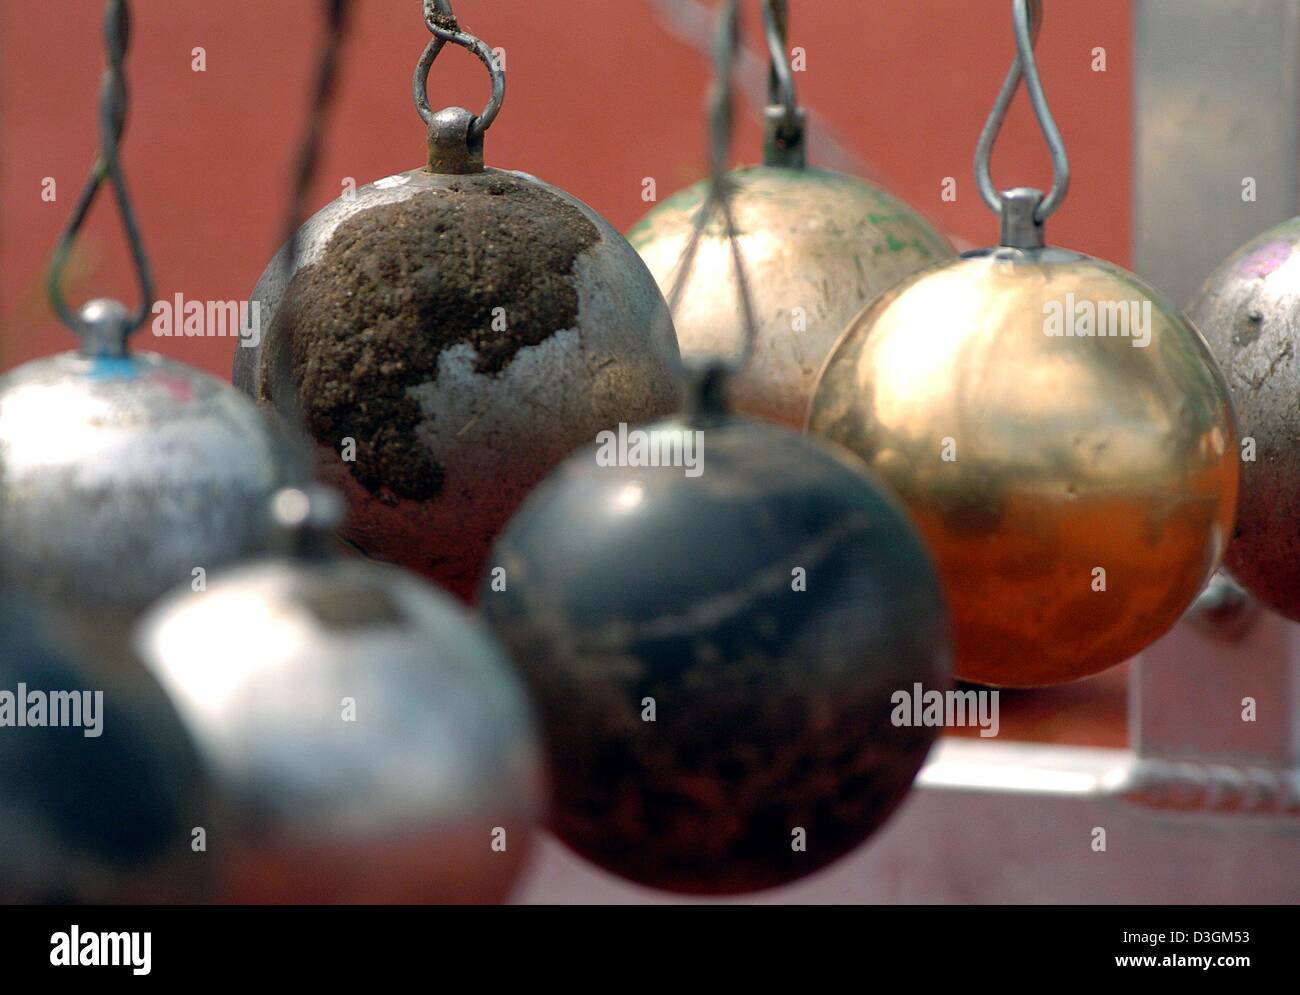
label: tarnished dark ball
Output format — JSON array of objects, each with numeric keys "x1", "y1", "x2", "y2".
[
  {"x1": 481, "y1": 414, "x2": 949, "y2": 894},
  {"x1": 236, "y1": 166, "x2": 680, "y2": 600},
  {"x1": 1187, "y1": 218, "x2": 1300, "y2": 621},
  {"x1": 0, "y1": 596, "x2": 210, "y2": 903}
]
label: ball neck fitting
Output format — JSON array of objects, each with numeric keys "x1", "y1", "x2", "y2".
[
  {"x1": 761, "y1": 0, "x2": 805, "y2": 169},
  {"x1": 426, "y1": 106, "x2": 484, "y2": 174},
  {"x1": 76, "y1": 298, "x2": 133, "y2": 359},
  {"x1": 762, "y1": 105, "x2": 807, "y2": 169},
  {"x1": 413, "y1": 0, "x2": 502, "y2": 176},
  {"x1": 998, "y1": 187, "x2": 1046, "y2": 250},
  {"x1": 270, "y1": 486, "x2": 345, "y2": 562},
  {"x1": 683, "y1": 363, "x2": 732, "y2": 427}
]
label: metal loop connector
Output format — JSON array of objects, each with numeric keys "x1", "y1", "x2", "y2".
[
  {"x1": 762, "y1": 0, "x2": 805, "y2": 167},
  {"x1": 76, "y1": 298, "x2": 133, "y2": 359},
  {"x1": 427, "y1": 106, "x2": 485, "y2": 174},
  {"x1": 663, "y1": 0, "x2": 760, "y2": 408},
  {"x1": 47, "y1": 0, "x2": 154, "y2": 348},
  {"x1": 270, "y1": 485, "x2": 345, "y2": 560},
  {"x1": 414, "y1": 0, "x2": 504, "y2": 164},
  {"x1": 281, "y1": 0, "x2": 350, "y2": 268},
  {"x1": 999, "y1": 187, "x2": 1046, "y2": 250},
  {"x1": 974, "y1": 0, "x2": 1070, "y2": 228}
]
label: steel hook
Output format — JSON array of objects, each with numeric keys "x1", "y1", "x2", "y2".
[
  {"x1": 974, "y1": 0, "x2": 1070, "y2": 229},
  {"x1": 413, "y1": 0, "x2": 504, "y2": 141}
]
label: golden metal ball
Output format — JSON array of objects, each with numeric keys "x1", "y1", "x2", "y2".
[
  {"x1": 629, "y1": 166, "x2": 951, "y2": 427},
  {"x1": 808, "y1": 246, "x2": 1239, "y2": 686},
  {"x1": 1187, "y1": 218, "x2": 1300, "y2": 622}
]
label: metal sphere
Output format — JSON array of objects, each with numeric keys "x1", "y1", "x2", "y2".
[
  {"x1": 628, "y1": 166, "x2": 953, "y2": 427},
  {"x1": 1187, "y1": 218, "x2": 1300, "y2": 621},
  {"x1": 809, "y1": 247, "x2": 1239, "y2": 687},
  {"x1": 481, "y1": 414, "x2": 949, "y2": 894},
  {"x1": 235, "y1": 166, "x2": 680, "y2": 600},
  {"x1": 0, "y1": 596, "x2": 210, "y2": 903},
  {"x1": 134, "y1": 489, "x2": 544, "y2": 903},
  {"x1": 0, "y1": 348, "x2": 310, "y2": 653}
]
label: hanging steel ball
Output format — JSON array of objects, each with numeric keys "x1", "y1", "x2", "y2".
[
  {"x1": 629, "y1": 166, "x2": 952, "y2": 427},
  {"x1": 808, "y1": 239, "x2": 1238, "y2": 687},
  {"x1": 1186, "y1": 218, "x2": 1300, "y2": 622},
  {"x1": 0, "y1": 595, "x2": 210, "y2": 903},
  {"x1": 0, "y1": 299, "x2": 310, "y2": 655},
  {"x1": 235, "y1": 107, "x2": 679, "y2": 601},
  {"x1": 134, "y1": 485, "x2": 544, "y2": 903},
  {"x1": 480, "y1": 404, "x2": 949, "y2": 894}
]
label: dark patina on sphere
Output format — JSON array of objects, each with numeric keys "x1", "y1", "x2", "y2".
[
  {"x1": 481, "y1": 413, "x2": 949, "y2": 894},
  {"x1": 237, "y1": 166, "x2": 678, "y2": 601}
]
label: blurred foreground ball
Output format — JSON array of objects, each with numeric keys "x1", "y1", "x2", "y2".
[
  {"x1": 236, "y1": 112, "x2": 679, "y2": 600},
  {"x1": 809, "y1": 247, "x2": 1238, "y2": 686},
  {"x1": 0, "y1": 299, "x2": 308, "y2": 652},
  {"x1": 481, "y1": 413, "x2": 949, "y2": 894},
  {"x1": 0, "y1": 596, "x2": 209, "y2": 902},
  {"x1": 1188, "y1": 218, "x2": 1300, "y2": 621},
  {"x1": 135, "y1": 486, "x2": 543, "y2": 903},
  {"x1": 629, "y1": 166, "x2": 952, "y2": 426}
]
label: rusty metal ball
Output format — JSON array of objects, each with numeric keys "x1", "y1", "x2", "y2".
[
  {"x1": 236, "y1": 167, "x2": 680, "y2": 600},
  {"x1": 481, "y1": 414, "x2": 949, "y2": 894},
  {"x1": 134, "y1": 486, "x2": 544, "y2": 903},
  {"x1": 809, "y1": 247, "x2": 1239, "y2": 687},
  {"x1": 1187, "y1": 218, "x2": 1300, "y2": 622},
  {"x1": 628, "y1": 166, "x2": 952, "y2": 427},
  {"x1": 0, "y1": 307, "x2": 310, "y2": 653},
  {"x1": 0, "y1": 596, "x2": 210, "y2": 903}
]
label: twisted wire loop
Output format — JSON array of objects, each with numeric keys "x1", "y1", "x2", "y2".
[
  {"x1": 762, "y1": 0, "x2": 805, "y2": 167},
  {"x1": 665, "y1": 0, "x2": 760, "y2": 411},
  {"x1": 414, "y1": 0, "x2": 504, "y2": 140},
  {"x1": 281, "y1": 0, "x2": 351, "y2": 268},
  {"x1": 47, "y1": 0, "x2": 154, "y2": 348},
  {"x1": 265, "y1": 0, "x2": 351, "y2": 443},
  {"x1": 974, "y1": 0, "x2": 1070, "y2": 224}
]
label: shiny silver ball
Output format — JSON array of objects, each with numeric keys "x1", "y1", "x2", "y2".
[
  {"x1": 134, "y1": 486, "x2": 544, "y2": 903},
  {"x1": 1188, "y1": 217, "x2": 1300, "y2": 621},
  {"x1": 0, "y1": 596, "x2": 210, "y2": 903},
  {"x1": 0, "y1": 326, "x2": 309, "y2": 653},
  {"x1": 235, "y1": 166, "x2": 680, "y2": 600},
  {"x1": 628, "y1": 166, "x2": 952, "y2": 427}
]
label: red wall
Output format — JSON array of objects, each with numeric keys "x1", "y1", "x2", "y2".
[{"x1": 1, "y1": 0, "x2": 1132, "y2": 375}]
